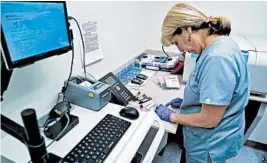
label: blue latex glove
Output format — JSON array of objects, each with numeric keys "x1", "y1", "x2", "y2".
[
  {"x1": 155, "y1": 104, "x2": 174, "y2": 122},
  {"x1": 165, "y1": 98, "x2": 183, "y2": 108}
]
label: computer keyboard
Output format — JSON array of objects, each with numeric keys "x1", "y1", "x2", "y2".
[{"x1": 62, "y1": 114, "x2": 131, "y2": 163}]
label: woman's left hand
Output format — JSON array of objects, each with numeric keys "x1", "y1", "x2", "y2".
[{"x1": 155, "y1": 104, "x2": 174, "y2": 122}]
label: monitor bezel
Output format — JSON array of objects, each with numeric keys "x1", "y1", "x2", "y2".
[{"x1": 1, "y1": 1, "x2": 73, "y2": 70}]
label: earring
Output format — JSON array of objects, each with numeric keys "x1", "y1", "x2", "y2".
[{"x1": 188, "y1": 35, "x2": 191, "y2": 42}]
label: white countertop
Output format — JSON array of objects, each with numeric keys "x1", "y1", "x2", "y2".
[{"x1": 1, "y1": 103, "x2": 162, "y2": 163}]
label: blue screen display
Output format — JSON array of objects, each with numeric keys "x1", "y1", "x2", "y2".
[{"x1": 1, "y1": 2, "x2": 70, "y2": 62}]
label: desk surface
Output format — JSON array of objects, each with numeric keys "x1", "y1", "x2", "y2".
[
  {"x1": 1, "y1": 103, "x2": 162, "y2": 163},
  {"x1": 127, "y1": 69, "x2": 185, "y2": 134}
]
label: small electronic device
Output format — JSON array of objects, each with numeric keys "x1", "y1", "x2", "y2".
[
  {"x1": 42, "y1": 101, "x2": 79, "y2": 141},
  {"x1": 137, "y1": 53, "x2": 179, "y2": 70},
  {"x1": 64, "y1": 76, "x2": 111, "y2": 111},
  {"x1": 136, "y1": 74, "x2": 148, "y2": 80},
  {"x1": 44, "y1": 114, "x2": 79, "y2": 141},
  {"x1": 42, "y1": 101, "x2": 71, "y2": 127},
  {"x1": 131, "y1": 78, "x2": 144, "y2": 85},
  {"x1": 99, "y1": 72, "x2": 134, "y2": 106},
  {"x1": 119, "y1": 107, "x2": 139, "y2": 120}
]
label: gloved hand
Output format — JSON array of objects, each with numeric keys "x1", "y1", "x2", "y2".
[
  {"x1": 165, "y1": 98, "x2": 183, "y2": 108},
  {"x1": 155, "y1": 104, "x2": 174, "y2": 122}
]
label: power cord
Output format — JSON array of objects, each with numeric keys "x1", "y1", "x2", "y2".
[
  {"x1": 68, "y1": 16, "x2": 87, "y2": 78},
  {"x1": 62, "y1": 42, "x2": 75, "y2": 101},
  {"x1": 68, "y1": 16, "x2": 98, "y2": 83},
  {"x1": 162, "y1": 45, "x2": 170, "y2": 58}
]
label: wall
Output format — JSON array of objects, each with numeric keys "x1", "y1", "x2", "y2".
[
  {"x1": 145, "y1": 1, "x2": 267, "y2": 52},
  {"x1": 1, "y1": 1, "x2": 147, "y2": 137}
]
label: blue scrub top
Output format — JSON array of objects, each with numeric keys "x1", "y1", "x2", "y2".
[{"x1": 180, "y1": 36, "x2": 251, "y2": 163}]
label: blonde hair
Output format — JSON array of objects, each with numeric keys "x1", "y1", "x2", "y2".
[{"x1": 161, "y1": 3, "x2": 231, "y2": 46}]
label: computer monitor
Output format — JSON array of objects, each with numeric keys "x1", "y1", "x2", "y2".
[{"x1": 1, "y1": 1, "x2": 72, "y2": 70}]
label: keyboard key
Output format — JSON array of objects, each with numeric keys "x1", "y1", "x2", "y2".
[
  {"x1": 85, "y1": 155, "x2": 90, "y2": 160},
  {"x1": 66, "y1": 155, "x2": 75, "y2": 161},
  {"x1": 99, "y1": 153, "x2": 106, "y2": 159},
  {"x1": 95, "y1": 159, "x2": 102, "y2": 163},
  {"x1": 79, "y1": 153, "x2": 85, "y2": 158},
  {"x1": 89, "y1": 151, "x2": 94, "y2": 155},
  {"x1": 95, "y1": 151, "x2": 100, "y2": 156},
  {"x1": 92, "y1": 155, "x2": 97, "y2": 160},
  {"x1": 116, "y1": 133, "x2": 122, "y2": 137},
  {"x1": 81, "y1": 160, "x2": 88, "y2": 163},
  {"x1": 87, "y1": 159, "x2": 95, "y2": 163}
]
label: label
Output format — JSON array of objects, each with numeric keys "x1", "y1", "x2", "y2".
[{"x1": 88, "y1": 92, "x2": 94, "y2": 98}]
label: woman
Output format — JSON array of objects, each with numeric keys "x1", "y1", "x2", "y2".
[{"x1": 155, "y1": 3, "x2": 250, "y2": 163}]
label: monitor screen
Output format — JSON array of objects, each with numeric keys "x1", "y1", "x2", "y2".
[{"x1": 1, "y1": 1, "x2": 72, "y2": 69}]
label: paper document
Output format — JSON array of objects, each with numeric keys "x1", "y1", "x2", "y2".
[
  {"x1": 78, "y1": 17, "x2": 103, "y2": 66},
  {"x1": 164, "y1": 75, "x2": 180, "y2": 89}
]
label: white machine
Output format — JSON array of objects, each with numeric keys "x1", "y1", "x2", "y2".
[
  {"x1": 231, "y1": 35, "x2": 267, "y2": 96},
  {"x1": 183, "y1": 35, "x2": 267, "y2": 96}
]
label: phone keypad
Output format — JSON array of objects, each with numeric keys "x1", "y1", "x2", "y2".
[{"x1": 121, "y1": 91, "x2": 130, "y2": 100}]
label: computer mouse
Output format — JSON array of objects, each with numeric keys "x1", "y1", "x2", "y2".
[{"x1": 119, "y1": 107, "x2": 139, "y2": 120}]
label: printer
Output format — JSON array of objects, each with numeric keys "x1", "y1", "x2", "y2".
[
  {"x1": 64, "y1": 76, "x2": 111, "y2": 111},
  {"x1": 230, "y1": 35, "x2": 267, "y2": 96},
  {"x1": 182, "y1": 35, "x2": 267, "y2": 96}
]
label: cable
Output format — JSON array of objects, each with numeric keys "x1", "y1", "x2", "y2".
[
  {"x1": 68, "y1": 16, "x2": 87, "y2": 78},
  {"x1": 56, "y1": 92, "x2": 62, "y2": 104},
  {"x1": 45, "y1": 113, "x2": 70, "y2": 148},
  {"x1": 68, "y1": 16, "x2": 98, "y2": 83},
  {"x1": 162, "y1": 45, "x2": 170, "y2": 58},
  {"x1": 62, "y1": 42, "x2": 75, "y2": 101},
  {"x1": 29, "y1": 114, "x2": 70, "y2": 163},
  {"x1": 86, "y1": 72, "x2": 97, "y2": 83}
]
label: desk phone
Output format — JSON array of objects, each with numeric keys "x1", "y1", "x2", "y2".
[{"x1": 99, "y1": 72, "x2": 134, "y2": 106}]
